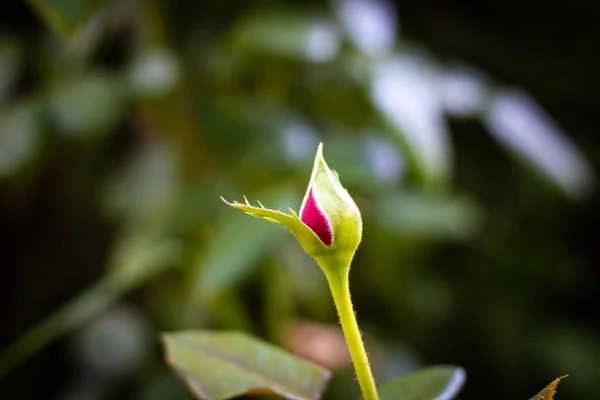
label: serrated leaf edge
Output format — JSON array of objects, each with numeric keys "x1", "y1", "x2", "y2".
[
  {"x1": 220, "y1": 196, "x2": 327, "y2": 256},
  {"x1": 529, "y1": 375, "x2": 568, "y2": 400}
]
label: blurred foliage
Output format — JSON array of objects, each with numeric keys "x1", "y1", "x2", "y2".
[{"x1": 1, "y1": 0, "x2": 599, "y2": 399}]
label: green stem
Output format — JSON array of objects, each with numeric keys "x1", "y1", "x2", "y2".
[{"x1": 324, "y1": 267, "x2": 379, "y2": 400}]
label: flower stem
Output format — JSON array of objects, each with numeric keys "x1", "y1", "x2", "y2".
[{"x1": 325, "y1": 267, "x2": 379, "y2": 400}]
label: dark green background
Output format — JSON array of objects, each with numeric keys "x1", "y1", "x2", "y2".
[{"x1": 1, "y1": 0, "x2": 599, "y2": 399}]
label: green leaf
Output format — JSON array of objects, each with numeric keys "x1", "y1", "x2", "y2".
[
  {"x1": 528, "y1": 376, "x2": 568, "y2": 400},
  {"x1": 27, "y1": 0, "x2": 104, "y2": 36},
  {"x1": 378, "y1": 365, "x2": 466, "y2": 400},
  {"x1": 47, "y1": 72, "x2": 127, "y2": 138},
  {"x1": 231, "y1": 12, "x2": 339, "y2": 62},
  {"x1": 0, "y1": 101, "x2": 42, "y2": 178},
  {"x1": 0, "y1": 38, "x2": 22, "y2": 100},
  {"x1": 103, "y1": 141, "x2": 178, "y2": 222},
  {"x1": 373, "y1": 191, "x2": 482, "y2": 240},
  {"x1": 162, "y1": 331, "x2": 331, "y2": 400}
]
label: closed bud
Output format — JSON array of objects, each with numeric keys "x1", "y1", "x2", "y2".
[{"x1": 222, "y1": 143, "x2": 362, "y2": 272}]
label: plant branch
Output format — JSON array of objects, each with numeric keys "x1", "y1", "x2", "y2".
[{"x1": 324, "y1": 266, "x2": 379, "y2": 400}]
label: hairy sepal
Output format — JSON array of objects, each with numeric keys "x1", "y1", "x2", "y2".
[{"x1": 221, "y1": 197, "x2": 329, "y2": 257}]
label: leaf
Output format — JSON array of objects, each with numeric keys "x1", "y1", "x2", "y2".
[
  {"x1": 162, "y1": 331, "x2": 331, "y2": 400},
  {"x1": 484, "y1": 89, "x2": 592, "y2": 198},
  {"x1": 27, "y1": 0, "x2": 105, "y2": 36},
  {"x1": 231, "y1": 12, "x2": 340, "y2": 62},
  {"x1": 528, "y1": 376, "x2": 568, "y2": 400},
  {"x1": 47, "y1": 72, "x2": 127, "y2": 138},
  {"x1": 0, "y1": 101, "x2": 42, "y2": 178},
  {"x1": 371, "y1": 54, "x2": 452, "y2": 188},
  {"x1": 378, "y1": 365, "x2": 466, "y2": 400},
  {"x1": 0, "y1": 37, "x2": 22, "y2": 100},
  {"x1": 103, "y1": 141, "x2": 178, "y2": 222},
  {"x1": 373, "y1": 191, "x2": 482, "y2": 240}
]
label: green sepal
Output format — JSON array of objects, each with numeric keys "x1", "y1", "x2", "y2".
[
  {"x1": 528, "y1": 375, "x2": 568, "y2": 400},
  {"x1": 221, "y1": 196, "x2": 329, "y2": 258}
]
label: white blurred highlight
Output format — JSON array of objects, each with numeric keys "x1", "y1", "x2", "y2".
[
  {"x1": 438, "y1": 66, "x2": 487, "y2": 117},
  {"x1": 485, "y1": 90, "x2": 593, "y2": 198},
  {"x1": 371, "y1": 55, "x2": 452, "y2": 183},
  {"x1": 74, "y1": 306, "x2": 150, "y2": 377},
  {"x1": 128, "y1": 48, "x2": 180, "y2": 98},
  {"x1": 283, "y1": 121, "x2": 319, "y2": 163},
  {"x1": 365, "y1": 137, "x2": 404, "y2": 183},
  {"x1": 434, "y1": 368, "x2": 467, "y2": 400},
  {"x1": 306, "y1": 23, "x2": 340, "y2": 62},
  {"x1": 335, "y1": 0, "x2": 397, "y2": 56}
]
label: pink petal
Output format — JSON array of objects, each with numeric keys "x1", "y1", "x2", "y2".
[{"x1": 300, "y1": 189, "x2": 333, "y2": 246}]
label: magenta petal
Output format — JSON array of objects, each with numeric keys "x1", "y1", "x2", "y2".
[{"x1": 300, "y1": 189, "x2": 333, "y2": 246}]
